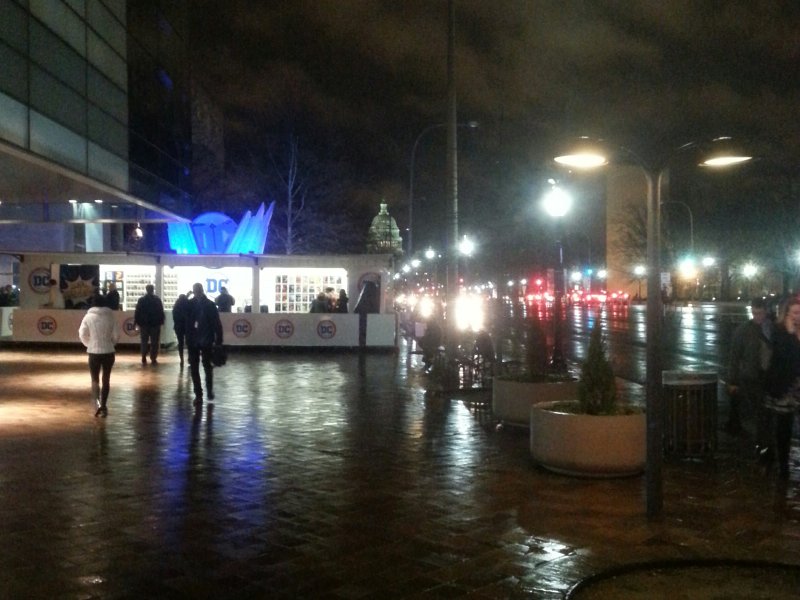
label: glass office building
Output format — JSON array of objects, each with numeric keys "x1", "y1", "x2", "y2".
[{"x1": 0, "y1": 0, "x2": 191, "y2": 256}]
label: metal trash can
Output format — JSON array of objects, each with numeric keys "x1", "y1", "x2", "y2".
[{"x1": 662, "y1": 370, "x2": 718, "y2": 458}]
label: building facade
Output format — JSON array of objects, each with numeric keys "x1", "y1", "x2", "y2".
[{"x1": 0, "y1": 0, "x2": 191, "y2": 265}]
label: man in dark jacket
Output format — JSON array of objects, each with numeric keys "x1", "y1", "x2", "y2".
[
  {"x1": 134, "y1": 284, "x2": 165, "y2": 364},
  {"x1": 728, "y1": 297, "x2": 772, "y2": 452},
  {"x1": 186, "y1": 282, "x2": 223, "y2": 406},
  {"x1": 215, "y1": 286, "x2": 235, "y2": 312}
]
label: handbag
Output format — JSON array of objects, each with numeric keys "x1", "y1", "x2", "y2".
[{"x1": 211, "y1": 344, "x2": 227, "y2": 367}]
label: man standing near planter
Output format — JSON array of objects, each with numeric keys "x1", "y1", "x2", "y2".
[{"x1": 727, "y1": 297, "x2": 773, "y2": 458}]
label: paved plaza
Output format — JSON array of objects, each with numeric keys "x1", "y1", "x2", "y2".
[{"x1": 2, "y1": 344, "x2": 800, "y2": 598}]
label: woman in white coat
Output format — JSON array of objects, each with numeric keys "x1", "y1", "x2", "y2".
[{"x1": 79, "y1": 294, "x2": 120, "y2": 417}]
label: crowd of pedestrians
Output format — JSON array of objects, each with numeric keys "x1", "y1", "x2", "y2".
[
  {"x1": 727, "y1": 295, "x2": 800, "y2": 479},
  {"x1": 77, "y1": 282, "x2": 224, "y2": 418}
]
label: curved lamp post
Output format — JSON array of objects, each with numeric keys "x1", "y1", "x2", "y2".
[
  {"x1": 554, "y1": 138, "x2": 751, "y2": 518},
  {"x1": 407, "y1": 121, "x2": 478, "y2": 256}
]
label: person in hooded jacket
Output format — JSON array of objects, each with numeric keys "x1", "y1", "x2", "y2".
[{"x1": 79, "y1": 293, "x2": 120, "y2": 417}]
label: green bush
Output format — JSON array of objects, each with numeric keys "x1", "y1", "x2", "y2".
[{"x1": 578, "y1": 321, "x2": 617, "y2": 415}]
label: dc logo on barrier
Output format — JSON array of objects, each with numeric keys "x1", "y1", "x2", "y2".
[
  {"x1": 233, "y1": 319, "x2": 252, "y2": 338},
  {"x1": 123, "y1": 318, "x2": 138, "y2": 337},
  {"x1": 317, "y1": 319, "x2": 336, "y2": 340},
  {"x1": 30, "y1": 268, "x2": 52, "y2": 294},
  {"x1": 275, "y1": 319, "x2": 294, "y2": 339},
  {"x1": 37, "y1": 316, "x2": 57, "y2": 335}
]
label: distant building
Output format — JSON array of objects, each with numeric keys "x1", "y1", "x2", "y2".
[{"x1": 366, "y1": 202, "x2": 403, "y2": 257}]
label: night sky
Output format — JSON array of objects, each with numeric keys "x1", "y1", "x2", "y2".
[{"x1": 190, "y1": 1, "x2": 800, "y2": 274}]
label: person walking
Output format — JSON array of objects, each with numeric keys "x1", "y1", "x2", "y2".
[
  {"x1": 215, "y1": 286, "x2": 235, "y2": 313},
  {"x1": 172, "y1": 293, "x2": 191, "y2": 367},
  {"x1": 727, "y1": 298, "x2": 772, "y2": 450},
  {"x1": 186, "y1": 282, "x2": 223, "y2": 406},
  {"x1": 134, "y1": 284, "x2": 165, "y2": 364},
  {"x1": 78, "y1": 294, "x2": 120, "y2": 417},
  {"x1": 765, "y1": 297, "x2": 800, "y2": 478}
]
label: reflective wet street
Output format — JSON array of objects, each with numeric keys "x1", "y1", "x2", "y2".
[{"x1": 2, "y1": 310, "x2": 800, "y2": 598}]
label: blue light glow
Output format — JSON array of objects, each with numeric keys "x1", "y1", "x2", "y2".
[{"x1": 168, "y1": 202, "x2": 275, "y2": 255}]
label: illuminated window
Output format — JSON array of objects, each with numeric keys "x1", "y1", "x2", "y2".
[{"x1": 275, "y1": 273, "x2": 344, "y2": 313}]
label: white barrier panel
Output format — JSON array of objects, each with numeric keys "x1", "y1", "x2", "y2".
[
  {"x1": 220, "y1": 313, "x2": 396, "y2": 347},
  {"x1": 10, "y1": 309, "x2": 176, "y2": 345},
  {"x1": 10, "y1": 309, "x2": 396, "y2": 348}
]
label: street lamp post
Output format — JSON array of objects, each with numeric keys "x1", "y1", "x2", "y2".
[
  {"x1": 542, "y1": 184, "x2": 573, "y2": 372},
  {"x1": 555, "y1": 139, "x2": 751, "y2": 518},
  {"x1": 407, "y1": 121, "x2": 479, "y2": 257}
]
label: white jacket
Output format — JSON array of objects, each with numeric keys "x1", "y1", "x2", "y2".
[{"x1": 79, "y1": 307, "x2": 120, "y2": 354}]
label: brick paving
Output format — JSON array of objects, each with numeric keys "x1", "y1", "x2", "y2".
[{"x1": 1, "y1": 344, "x2": 800, "y2": 599}]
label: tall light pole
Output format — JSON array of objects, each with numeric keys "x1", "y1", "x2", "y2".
[
  {"x1": 408, "y1": 121, "x2": 478, "y2": 256},
  {"x1": 542, "y1": 184, "x2": 573, "y2": 372},
  {"x1": 555, "y1": 139, "x2": 751, "y2": 518}
]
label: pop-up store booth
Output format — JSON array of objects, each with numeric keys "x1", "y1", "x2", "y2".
[{"x1": 9, "y1": 252, "x2": 396, "y2": 348}]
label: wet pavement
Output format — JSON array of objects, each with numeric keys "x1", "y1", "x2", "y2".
[{"x1": 2, "y1": 343, "x2": 800, "y2": 599}]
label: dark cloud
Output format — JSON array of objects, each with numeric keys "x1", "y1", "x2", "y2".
[{"x1": 190, "y1": 1, "x2": 800, "y2": 264}]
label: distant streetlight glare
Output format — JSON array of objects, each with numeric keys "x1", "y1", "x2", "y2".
[
  {"x1": 458, "y1": 235, "x2": 475, "y2": 256},
  {"x1": 742, "y1": 263, "x2": 758, "y2": 278},
  {"x1": 542, "y1": 185, "x2": 573, "y2": 218}
]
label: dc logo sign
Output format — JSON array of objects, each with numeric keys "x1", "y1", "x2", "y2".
[
  {"x1": 233, "y1": 319, "x2": 252, "y2": 338},
  {"x1": 30, "y1": 268, "x2": 52, "y2": 294},
  {"x1": 317, "y1": 319, "x2": 336, "y2": 340},
  {"x1": 37, "y1": 316, "x2": 57, "y2": 335},
  {"x1": 123, "y1": 318, "x2": 138, "y2": 337},
  {"x1": 275, "y1": 319, "x2": 294, "y2": 339},
  {"x1": 205, "y1": 278, "x2": 229, "y2": 294}
]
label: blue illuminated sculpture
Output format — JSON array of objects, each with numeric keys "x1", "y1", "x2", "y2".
[{"x1": 168, "y1": 202, "x2": 275, "y2": 255}]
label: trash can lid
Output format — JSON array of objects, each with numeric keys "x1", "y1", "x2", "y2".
[{"x1": 662, "y1": 370, "x2": 718, "y2": 386}]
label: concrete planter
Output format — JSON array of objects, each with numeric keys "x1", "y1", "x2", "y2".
[
  {"x1": 529, "y1": 400, "x2": 646, "y2": 478},
  {"x1": 492, "y1": 377, "x2": 579, "y2": 427}
]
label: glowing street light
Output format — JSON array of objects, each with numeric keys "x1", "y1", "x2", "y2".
[
  {"x1": 458, "y1": 235, "x2": 475, "y2": 256},
  {"x1": 554, "y1": 136, "x2": 751, "y2": 518}
]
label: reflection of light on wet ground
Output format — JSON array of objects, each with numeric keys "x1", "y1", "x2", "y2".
[{"x1": 3, "y1": 336, "x2": 800, "y2": 598}]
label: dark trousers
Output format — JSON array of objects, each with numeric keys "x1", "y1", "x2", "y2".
[
  {"x1": 188, "y1": 344, "x2": 213, "y2": 398},
  {"x1": 139, "y1": 325, "x2": 161, "y2": 361},
  {"x1": 174, "y1": 328, "x2": 186, "y2": 363},
  {"x1": 88, "y1": 352, "x2": 115, "y2": 406}
]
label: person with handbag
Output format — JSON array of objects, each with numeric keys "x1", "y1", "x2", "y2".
[
  {"x1": 765, "y1": 296, "x2": 800, "y2": 478},
  {"x1": 185, "y1": 282, "x2": 223, "y2": 407}
]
